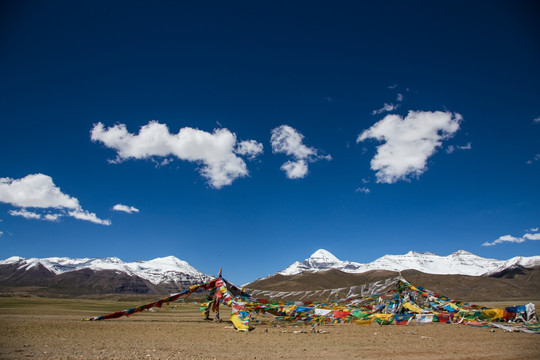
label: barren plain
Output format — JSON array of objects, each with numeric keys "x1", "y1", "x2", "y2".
[{"x1": 1, "y1": 297, "x2": 539, "y2": 360}]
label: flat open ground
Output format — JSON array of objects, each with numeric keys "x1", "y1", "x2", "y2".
[{"x1": 0, "y1": 297, "x2": 539, "y2": 360}]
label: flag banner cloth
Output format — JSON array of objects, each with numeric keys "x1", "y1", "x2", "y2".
[{"x1": 84, "y1": 274, "x2": 539, "y2": 334}]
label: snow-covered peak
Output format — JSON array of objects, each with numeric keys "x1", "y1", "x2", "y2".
[
  {"x1": 403, "y1": 250, "x2": 441, "y2": 257},
  {"x1": 279, "y1": 261, "x2": 311, "y2": 276},
  {"x1": 405, "y1": 251, "x2": 421, "y2": 256},
  {"x1": 309, "y1": 249, "x2": 340, "y2": 263},
  {"x1": 277, "y1": 250, "x2": 540, "y2": 277},
  {"x1": 279, "y1": 249, "x2": 345, "y2": 275},
  {"x1": 369, "y1": 251, "x2": 502, "y2": 275},
  {"x1": 125, "y1": 256, "x2": 208, "y2": 284},
  {"x1": 306, "y1": 249, "x2": 341, "y2": 269},
  {"x1": 138, "y1": 256, "x2": 196, "y2": 271},
  {"x1": 485, "y1": 255, "x2": 540, "y2": 275},
  {"x1": 0, "y1": 255, "x2": 212, "y2": 285},
  {"x1": 0, "y1": 256, "x2": 24, "y2": 265},
  {"x1": 450, "y1": 249, "x2": 474, "y2": 256},
  {"x1": 511, "y1": 256, "x2": 540, "y2": 268}
]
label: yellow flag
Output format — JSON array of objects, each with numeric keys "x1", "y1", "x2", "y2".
[{"x1": 403, "y1": 302, "x2": 422, "y2": 313}]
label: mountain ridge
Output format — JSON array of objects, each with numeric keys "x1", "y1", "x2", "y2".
[
  {"x1": 2, "y1": 250, "x2": 540, "y2": 298},
  {"x1": 0, "y1": 255, "x2": 212, "y2": 285},
  {"x1": 0, "y1": 255, "x2": 213, "y2": 297},
  {"x1": 278, "y1": 249, "x2": 540, "y2": 277}
]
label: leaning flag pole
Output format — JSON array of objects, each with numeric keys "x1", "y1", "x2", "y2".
[{"x1": 82, "y1": 280, "x2": 216, "y2": 321}]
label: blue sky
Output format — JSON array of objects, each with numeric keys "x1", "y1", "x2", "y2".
[{"x1": 1, "y1": 1, "x2": 539, "y2": 284}]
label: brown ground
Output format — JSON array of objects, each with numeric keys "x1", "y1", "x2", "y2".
[
  {"x1": 246, "y1": 267, "x2": 540, "y2": 302},
  {"x1": 1, "y1": 297, "x2": 539, "y2": 359}
]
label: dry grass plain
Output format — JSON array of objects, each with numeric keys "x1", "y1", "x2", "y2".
[{"x1": 1, "y1": 297, "x2": 539, "y2": 360}]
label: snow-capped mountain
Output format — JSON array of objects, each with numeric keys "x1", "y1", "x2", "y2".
[
  {"x1": 279, "y1": 249, "x2": 540, "y2": 276},
  {"x1": 0, "y1": 255, "x2": 212, "y2": 285},
  {"x1": 485, "y1": 255, "x2": 540, "y2": 276}
]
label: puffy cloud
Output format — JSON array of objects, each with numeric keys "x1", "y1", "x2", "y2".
[
  {"x1": 91, "y1": 121, "x2": 263, "y2": 189},
  {"x1": 523, "y1": 233, "x2": 540, "y2": 241},
  {"x1": 44, "y1": 213, "x2": 62, "y2": 221},
  {"x1": 357, "y1": 110, "x2": 462, "y2": 183},
  {"x1": 482, "y1": 229, "x2": 540, "y2": 246},
  {"x1": 280, "y1": 160, "x2": 308, "y2": 179},
  {"x1": 396, "y1": 93, "x2": 403, "y2": 102},
  {"x1": 0, "y1": 174, "x2": 110, "y2": 225},
  {"x1": 0, "y1": 174, "x2": 80, "y2": 209},
  {"x1": 271, "y1": 125, "x2": 317, "y2": 159},
  {"x1": 270, "y1": 125, "x2": 331, "y2": 179},
  {"x1": 113, "y1": 204, "x2": 140, "y2": 214},
  {"x1": 235, "y1": 140, "x2": 264, "y2": 160},
  {"x1": 372, "y1": 103, "x2": 399, "y2": 115}
]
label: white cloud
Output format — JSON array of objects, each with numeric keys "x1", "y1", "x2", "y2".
[
  {"x1": 523, "y1": 233, "x2": 540, "y2": 241},
  {"x1": 533, "y1": 116, "x2": 540, "y2": 124},
  {"x1": 0, "y1": 231, "x2": 3, "y2": 237},
  {"x1": 44, "y1": 213, "x2": 62, "y2": 221},
  {"x1": 91, "y1": 121, "x2": 263, "y2": 189},
  {"x1": 529, "y1": 227, "x2": 539, "y2": 232},
  {"x1": 270, "y1": 125, "x2": 331, "y2": 179},
  {"x1": 280, "y1": 160, "x2": 308, "y2": 179},
  {"x1": 355, "y1": 187, "x2": 370, "y2": 194},
  {"x1": 9, "y1": 209, "x2": 62, "y2": 222},
  {"x1": 235, "y1": 140, "x2": 264, "y2": 160},
  {"x1": 482, "y1": 229, "x2": 540, "y2": 246},
  {"x1": 357, "y1": 110, "x2": 462, "y2": 183},
  {"x1": 0, "y1": 174, "x2": 110, "y2": 225},
  {"x1": 271, "y1": 125, "x2": 316, "y2": 159},
  {"x1": 113, "y1": 204, "x2": 140, "y2": 214},
  {"x1": 457, "y1": 142, "x2": 472, "y2": 150},
  {"x1": 372, "y1": 103, "x2": 399, "y2": 115},
  {"x1": 68, "y1": 209, "x2": 111, "y2": 226},
  {"x1": 397, "y1": 93, "x2": 403, "y2": 102},
  {"x1": 9, "y1": 209, "x2": 42, "y2": 220},
  {"x1": 482, "y1": 235, "x2": 525, "y2": 247},
  {"x1": 446, "y1": 145, "x2": 455, "y2": 154},
  {"x1": 0, "y1": 174, "x2": 80, "y2": 209}
]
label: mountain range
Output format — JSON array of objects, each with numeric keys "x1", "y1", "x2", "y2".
[
  {"x1": 0, "y1": 255, "x2": 212, "y2": 297},
  {"x1": 278, "y1": 249, "x2": 540, "y2": 276},
  {"x1": 1, "y1": 250, "x2": 539, "y2": 297}
]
